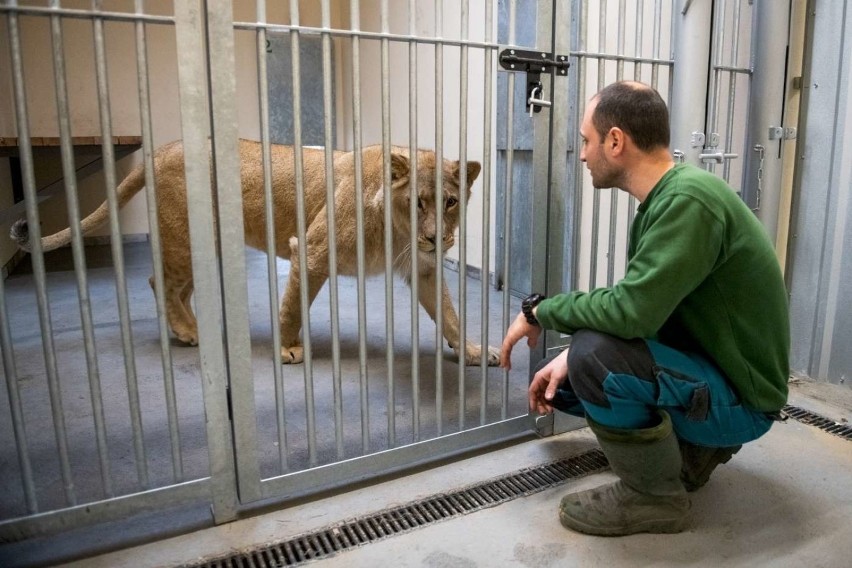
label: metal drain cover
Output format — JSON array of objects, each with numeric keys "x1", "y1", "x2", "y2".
[{"x1": 191, "y1": 448, "x2": 608, "y2": 567}]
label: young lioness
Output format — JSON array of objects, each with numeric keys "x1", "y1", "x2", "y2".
[{"x1": 11, "y1": 140, "x2": 501, "y2": 366}]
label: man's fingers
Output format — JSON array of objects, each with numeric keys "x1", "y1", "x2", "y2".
[{"x1": 545, "y1": 377, "x2": 559, "y2": 401}]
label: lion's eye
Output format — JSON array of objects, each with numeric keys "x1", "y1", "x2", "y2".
[
  {"x1": 445, "y1": 197, "x2": 458, "y2": 210},
  {"x1": 417, "y1": 198, "x2": 425, "y2": 210}
]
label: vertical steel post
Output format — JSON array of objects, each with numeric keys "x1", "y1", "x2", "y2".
[
  {"x1": 543, "y1": 0, "x2": 571, "y2": 350},
  {"x1": 206, "y1": 0, "x2": 261, "y2": 503},
  {"x1": 743, "y1": 0, "x2": 791, "y2": 242},
  {"x1": 173, "y1": 0, "x2": 239, "y2": 522},
  {"x1": 669, "y1": 0, "x2": 712, "y2": 164}
]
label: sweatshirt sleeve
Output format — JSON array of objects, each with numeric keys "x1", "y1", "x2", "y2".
[{"x1": 535, "y1": 194, "x2": 725, "y2": 339}]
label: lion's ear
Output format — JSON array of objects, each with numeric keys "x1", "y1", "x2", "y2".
[
  {"x1": 466, "y1": 161, "x2": 482, "y2": 185},
  {"x1": 390, "y1": 152, "x2": 410, "y2": 189},
  {"x1": 452, "y1": 160, "x2": 482, "y2": 187}
]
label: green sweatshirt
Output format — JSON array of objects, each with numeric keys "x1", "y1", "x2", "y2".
[{"x1": 536, "y1": 164, "x2": 790, "y2": 412}]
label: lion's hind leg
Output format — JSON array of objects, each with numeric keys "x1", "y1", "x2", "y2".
[{"x1": 150, "y1": 268, "x2": 199, "y2": 346}]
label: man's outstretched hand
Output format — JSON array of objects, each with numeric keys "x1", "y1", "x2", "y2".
[{"x1": 500, "y1": 311, "x2": 542, "y2": 370}]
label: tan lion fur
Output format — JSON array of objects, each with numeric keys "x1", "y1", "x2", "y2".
[{"x1": 11, "y1": 140, "x2": 500, "y2": 366}]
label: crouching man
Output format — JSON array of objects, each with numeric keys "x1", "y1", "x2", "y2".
[{"x1": 501, "y1": 81, "x2": 790, "y2": 536}]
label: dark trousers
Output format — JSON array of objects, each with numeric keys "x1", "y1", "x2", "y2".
[{"x1": 536, "y1": 330, "x2": 774, "y2": 447}]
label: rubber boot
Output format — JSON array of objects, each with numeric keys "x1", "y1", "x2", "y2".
[
  {"x1": 559, "y1": 411, "x2": 690, "y2": 536},
  {"x1": 679, "y1": 440, "x2": 741, "y2": 492}
]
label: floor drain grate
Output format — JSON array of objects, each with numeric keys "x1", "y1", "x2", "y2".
[
  {"x1": 189, "y1": 406, "x2": 849, "y2": 567},
  {"x1": 190, "y1": 448, "x2": 608, "y2": 568},
  {"x1": 783, "y1": 404, "x2": 852, "y2": 441}
]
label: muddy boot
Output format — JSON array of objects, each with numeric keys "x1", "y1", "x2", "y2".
[
  {"x1": 679, "y1": 440, "x2": 741, "y2": 492},
  {"x1": 559, "y1": 411, "x2": 690, "y2": 536}
]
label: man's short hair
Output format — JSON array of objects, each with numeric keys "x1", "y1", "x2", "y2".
[{"x1": 592, "y1": 81, "x2": 670, "y2": 151}]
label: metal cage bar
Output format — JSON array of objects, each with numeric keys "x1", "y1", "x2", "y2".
[
  {"x1": 49, "y1": 0, "x2": 107, "y2": 501},
  {"x1": 500, "y1": 0, "x2": 517, "y2": 420},
  {"x1": 433, "y1": 0, "x2": 446, "y2": 436},
  {"x1": 379, "y1": 0, "x2": 396, "y2": 448},
  {"x1": 320, "y1": 0, "x2": 345, "y2": 461},
  {"x1": 408, "y1": 0, "x2": 422, "y2": 442},
  {"x1": 255, "y1": 0, "x2": 289, "y2": 474},
  {"x1": 479, "y1": 0, "x2": 494, "y2": 424},
  {"x1": 288, "y1": 0, "x2": 318, "y2": 468},
  {"x1": 0, "y1": 261, "x2": 36, "y2": 513},
  {"x1": 351, "y1": 0, "x2": 371, "y2": 453},
  {"x1": 457, "y1": 0, "x2": 470, "y2": 430},
  {"x1": 133, "y1": 0, "x2": 183, "y2": 483},
  {"x1": 93, "y1": 0, "x2": 137, "y2": 498}
]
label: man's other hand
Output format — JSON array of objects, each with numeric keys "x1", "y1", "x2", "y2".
[{"x1": 529, "y1": 348, "x2": 570, "y2": 415}]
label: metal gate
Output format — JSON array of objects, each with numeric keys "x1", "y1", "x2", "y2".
[
  {"x1": 0, "y1": 0, "x2": 565, "y2": 538},
  {"x1": 0, "y1": 0, "x2": 795, "y2": 546}
]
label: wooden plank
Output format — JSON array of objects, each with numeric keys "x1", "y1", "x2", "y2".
[{"x1": 0, "y1": 135, "x2": 143, "y2": 148}]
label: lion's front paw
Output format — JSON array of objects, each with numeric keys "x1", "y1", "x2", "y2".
[
  {"x1": 174, "y1": 327, "x2": 199, "y2": 346},
  {"x1": 462, "y1": 342, "x2": 501, "y2": 366},
  {"x1": 281, "y1": 344, "x2": 304, "y2": 364}
]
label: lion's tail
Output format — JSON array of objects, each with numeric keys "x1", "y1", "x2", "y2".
[{"x1": 10, "y1": 161, "x2": 149, "y2": 253}]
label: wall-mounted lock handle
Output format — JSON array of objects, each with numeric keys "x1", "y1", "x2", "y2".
[{"x1": 699, "y1": 151, "x2": 738, "y2": 164}]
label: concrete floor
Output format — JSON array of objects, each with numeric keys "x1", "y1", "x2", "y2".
[
  {"x1": 2, "y1": 243, "x2": 852, "y2": 567},
  {"x1": 50, "y1": 379, "x2": 852, "y2": 568},
  {"x1": 0, "y1": 242, "x2": 531, "y2": 518}
]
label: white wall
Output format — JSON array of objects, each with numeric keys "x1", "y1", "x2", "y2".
[
  {"x1": 0, "y1": 0, "x2": 181, "y2": 267},
  {"x1": 334, "y1": 0, "x2": 495, "y2": 268},
  {"x1": 0, "y1": 0, "x2": 496, "y2": 271}
]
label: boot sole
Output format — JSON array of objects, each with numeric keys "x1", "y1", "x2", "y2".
[{"x1": 559, "y1": 509, "x2": 688, "y2": 536}]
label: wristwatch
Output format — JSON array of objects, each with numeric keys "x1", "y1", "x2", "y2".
[{"x1": 521, "y1": 293, "x2": 546, "y2": 326}]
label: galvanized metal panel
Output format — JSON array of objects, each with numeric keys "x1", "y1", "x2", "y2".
[
  {"x1": 788, "y1": 0, "x2": 852, "y2": 387},
  {"x1": 267, "y1": 34, "x2": 333, "y2": 148}
]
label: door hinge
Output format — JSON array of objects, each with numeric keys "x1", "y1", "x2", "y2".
[
  {"x1": 499, "y1": 48, "x2": 570, "y2": 115},
  {"x1": 769, "y1": 126, "x2": 797, "y2": 140}
]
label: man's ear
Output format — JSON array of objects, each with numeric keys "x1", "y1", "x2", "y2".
[
  {"x1": 608, "y1": 127, "x2": 624, "y2": 154},
  {"x1": 390, "y1": 152, "x2": 410, "y2": 189}
]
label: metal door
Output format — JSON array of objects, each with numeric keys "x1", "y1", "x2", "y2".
[
  {"x1": 566, "y1": 0, "x2": 794, "y2": 306},
  {"x1": 176, "y1": 0, "x2": 573, "y2": 518},
  {"x1": 554, "y1": 0, "x2": 677, "y2": 314},
  {"x1": 670, "y1": 0, "x2": 795, "y2": 245}
]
